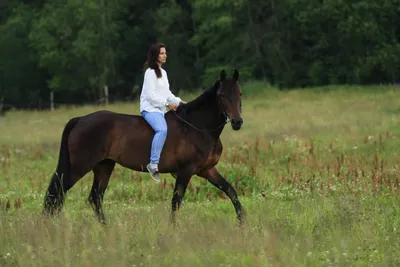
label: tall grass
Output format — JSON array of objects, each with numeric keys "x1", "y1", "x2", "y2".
[{"x1": 1, "y1": 84, "x2": 400, "y2": 266}]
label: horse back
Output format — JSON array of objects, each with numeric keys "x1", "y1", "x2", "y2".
[{"x1": 68, "y1": 110, "x2": 204, "y2": 173}]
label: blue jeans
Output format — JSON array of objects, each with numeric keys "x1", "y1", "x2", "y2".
[{"x1": 141, "y1": 111, "x2": 168, "y2": 164}]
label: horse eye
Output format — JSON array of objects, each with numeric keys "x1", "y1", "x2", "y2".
[{"x1": 240, "y1": 92, "x2": 242, "y2": 96}]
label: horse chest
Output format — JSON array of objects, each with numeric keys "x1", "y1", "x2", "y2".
[
  {"x1": 204, "y1": 152, "x2": 220, "y2": 166},
  {"x1": 201, "y1": 141, "x2": 222, "y2": 168},
  {"x1": 177, "y1": 133, "x2": 222, "y2": 169}
]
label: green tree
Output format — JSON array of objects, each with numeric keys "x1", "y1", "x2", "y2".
[
  {"x1": 29, "y1": 0, "x2": 122, "y2": 101},
  {"x1": 0, "y1": 4, "x2": 46, "y2": 108}
]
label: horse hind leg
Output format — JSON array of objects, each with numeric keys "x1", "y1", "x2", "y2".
[
  {"x1": 44, "y1": 171, "x2": 68, "y2": 215},
  {"x1": 44, "y1": 169, "x2": 86, "y2": 216},
  {"x1": 88, "y1": 159, "x2": 115, "y2": 223}
]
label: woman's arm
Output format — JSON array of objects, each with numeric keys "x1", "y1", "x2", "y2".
[{"x1": 143, "y1": 69, "x2": 168, "y2": 108}]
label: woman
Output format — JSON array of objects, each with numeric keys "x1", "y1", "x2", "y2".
[{"x1": 140, "y1": 43, "x2": 186, "y2": 182}]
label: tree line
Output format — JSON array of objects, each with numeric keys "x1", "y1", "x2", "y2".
[{"x1": 1, "y1": 0, "x2": 399, "y2": 110}]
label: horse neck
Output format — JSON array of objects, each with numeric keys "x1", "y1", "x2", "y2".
[{"x1": 182, "y1": 89, "x2": 226, "y2": 137}]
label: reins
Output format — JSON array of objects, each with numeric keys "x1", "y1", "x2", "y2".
[{"x1": 172, "y1": 107, "x2": 230, "y2": 133}]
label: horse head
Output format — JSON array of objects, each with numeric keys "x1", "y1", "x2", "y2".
[{"x1": 218, "y1": 69, "x2": 243, "y2": 130}]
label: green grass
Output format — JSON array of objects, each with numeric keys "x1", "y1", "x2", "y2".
[{"x1": 1, "y1": 83, "x2": 400, "y2": 266}]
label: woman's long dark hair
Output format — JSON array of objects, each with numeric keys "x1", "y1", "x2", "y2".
[{"x1": 144, "y1": 43, "x2": 166, "y2": 78}]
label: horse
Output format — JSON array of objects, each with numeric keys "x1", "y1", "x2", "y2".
[{"x1": 43, "y1": 69, "x2": 245, "y2": 225}]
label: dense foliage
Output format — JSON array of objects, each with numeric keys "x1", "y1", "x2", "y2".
[{"x1": 1, "y1": 0, "x2": 400, "y2": 108}]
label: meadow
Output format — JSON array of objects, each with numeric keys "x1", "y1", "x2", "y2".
[{"x1": 1, "y1": 82, "x2": 400, "y2": 266}]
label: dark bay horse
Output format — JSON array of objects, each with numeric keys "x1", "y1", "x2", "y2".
[{"x1": 43, "y1": 69, "x2": 245, "y2": 224}]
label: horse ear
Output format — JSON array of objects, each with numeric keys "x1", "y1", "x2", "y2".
[
  {"x1": 220, "y1": 69, "x2": 226, "y2": 81},
  {"x1": 214, "y1": 79, "x2": 221, "y2": 89},
  {"x1": 233, "y1": 68, "x2": 239, "y2": 81}
]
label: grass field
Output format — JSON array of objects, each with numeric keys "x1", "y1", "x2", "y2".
[{"x1": 1, "y1": 83, "x2": 400, "y2": 266}]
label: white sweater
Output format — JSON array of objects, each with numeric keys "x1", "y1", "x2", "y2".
[{"x1": 139, "y1": 67, "x2": 182, "y2": 114}]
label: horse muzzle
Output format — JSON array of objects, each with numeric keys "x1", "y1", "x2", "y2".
[{"x1": 231, "y1": 118, "x2": 243, "y2": 130}]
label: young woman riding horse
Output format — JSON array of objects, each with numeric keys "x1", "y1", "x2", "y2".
[
  {"x1": 140, "y1": 43, "x2": 186, "y2": 182},
  {"x1": 43, "y1": 44, "x2": 245, "y2": 225}
]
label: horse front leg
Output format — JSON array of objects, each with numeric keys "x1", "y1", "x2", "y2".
[
  {"x1": 170, "y1": 167, "x2": 193, "y2": 224},
  {"x1": 198, "y1": 167, "x2": 245, "y2": 226}
]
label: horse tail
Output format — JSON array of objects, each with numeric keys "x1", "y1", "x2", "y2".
[
  {"x1": 55, "y1": 116, "x2": 80, "y2": 181},
  {"x1": 43, "y1": 116, "x2": 80, "y2": 215}
]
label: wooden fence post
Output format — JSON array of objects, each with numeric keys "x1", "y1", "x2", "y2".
[
  {"x1": 50, "y1": 91, "x2": 54, "y2": 111},
  {"x1": 0, "y1": 96, "x2": 3, "y2": 116},
  {"x1": 104, "y1": 85, "x2": 109, "y2": 106}
]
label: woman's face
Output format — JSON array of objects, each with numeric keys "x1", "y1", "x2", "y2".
[{"x1": 157, "y1": 47, "x2": 167, "y2": 65}]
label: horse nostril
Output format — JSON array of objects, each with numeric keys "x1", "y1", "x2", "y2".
[{"x1": 232, "y1": 119, "x2": 243, "y2": 125}]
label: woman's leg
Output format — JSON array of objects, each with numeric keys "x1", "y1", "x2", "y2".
[{"x1": 141, "y1": 111, "x2": 168, "y2": 181}]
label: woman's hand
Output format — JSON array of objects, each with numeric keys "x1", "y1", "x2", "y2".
[
  {"x1": 167, "y1": 103, "x2": 178, "y2": 111},
  {"x1": 179, "y1": 100, "x2": 187, "y2": 105}
]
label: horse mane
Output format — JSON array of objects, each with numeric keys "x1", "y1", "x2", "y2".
[{"x1": 178, "y1": 80, "x2": 220, "y2": 113}]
